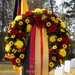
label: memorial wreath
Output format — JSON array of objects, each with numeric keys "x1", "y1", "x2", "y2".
[{"x1": 5, "y1": 8, "x2": 70, "y2": 70}]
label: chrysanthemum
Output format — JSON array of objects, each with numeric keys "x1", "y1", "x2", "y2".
[
  {"x1": 59, "y1": 48, "x2": 66, "y2": 57},
  {"x1": 25, "y1": 19, "x2": 30, "y2": 24},
  {"x1": 41, "y1": 15, "x2": 47, "y2": 20},
  {"x1": 52, "y1": 56, "x2": 56, "y2": 61},
  {"x1": 49, "y1": 62, "x2": 54, "y2": 68},
  {"x1": 47, "y1": 10, "x2": 52, "y2": 15},
  {"x1": 5, "y1": 36, "x2": 9, "y2": 40},
  {"x1": 62, "y1": 44, "x2": 67, "y2": 49},
  {"x1": 9, "y1": 41, "x2": 14, "y2": 46},
  {"x1": 19, "y1": 54, "x2": 25, "y2": 59},
  {"x1": 57, "y1": 37, "x2": 62, "y2": 42},
  {"x1": 49, "y1": 35, "x2": 57, "y2": 42},
  {"x1": 5, "y1": 44, "x2": 11, "y2": 52},
  {"x1": 26, "y1": 24, "x2": 32, "y2": 32},
  {"x1": 52, "y1": 45, "x2": 57, "y2": 49},
  {"x1": 60, "y1": 22, "x2": 66, "y2": 28},
  {"x1": 15, "y1": 16, "x2": 22, "y2": 21},
  {"x1": 54, "y1": 19, "x2": 58, "y2": 23},
  {"x1": 51, "y1": 17, "x2": 55, "y2": 21},
  {"x1": 11, "y1": 35, "x2": 16, "y2": 38},
  {"x1": 46, "y1": 22, "x2": 51, "y2": 27},
  {"x1": 19, "y1": 21, "x2": 23, "y2": 25},
  {"x1": 14, "y1": 40, "x2": 24, "y2": 49},
  {"x1": 12, "y1": 49, "x2": 17, "y2": 53},
  {"x1": 16, "y1": 58, "x2": 21, "y2": 63},
  {"x1": 11, "y1": 53, "x2": 15, "y2": 58},
  {"x1": 33, "y1": 8, "x2": 42, "y2": 14}
]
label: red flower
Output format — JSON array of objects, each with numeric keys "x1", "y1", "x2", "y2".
[
  {"x1": 58, "y1": 55, "x2": 63, "y2": 59},
  {"x1": 34, "y1": 16, "x2": 46, "y2": 28},
  {"x1": 18, "y1": 25, "x2": 22, "y2": 29},
  {"x1": 18, "y1": 34, "x2": 22, "y2": 38},
  {"x1": 21, "y1": 32, "x2": 26, "y2": 37},
  {"x1": 25, "y1": 11, "x2": 32, "y2": 16},
  {"x1": 10, "y1": 29, "x2": 19, "y2": 35},
  {"x1": 43, "y1": 10, "x2": 48, "y2": 14},
  {"x1": 62, "y1": 36, "x2": 70, "y2": 44},
  {"x1": 49, "y1": 24, "x2": 57, "y2": 32},
  {"x1": 10, "y1": 59, "x2": 16, "y2": 65},
  {"x1": 56, "y1": 49, "x2": 60, "y2": 53},
  {"x1": 21, "y1": 48, "x2": 24, "y2": 52},
  {"x1": 52, "y1": 13, "x2": 57, "y2": 17},
  {"x1": 49, "y1": 50, "x2": 53, "y2": 55}
]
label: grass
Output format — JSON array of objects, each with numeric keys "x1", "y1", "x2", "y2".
[{"x1": 0, "y1": 61, "x2": 19, "y2": 75}]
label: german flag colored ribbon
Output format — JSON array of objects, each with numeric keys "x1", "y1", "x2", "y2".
[{"x1": 27, "y1": 25, "x2": 49, "y2": 75}]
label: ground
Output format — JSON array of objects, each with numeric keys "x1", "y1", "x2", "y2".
[
  {"x1": 0, "y1": 61, "x2": 75, "y2": 75},
  {"x1": 0, "y1": 61, "x2": 18, "y2": 75}
]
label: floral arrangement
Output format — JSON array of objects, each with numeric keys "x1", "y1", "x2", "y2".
[{"x1": 5, "y1": 8, "x2": 70, "y2": 70}]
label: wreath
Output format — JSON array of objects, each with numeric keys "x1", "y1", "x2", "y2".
[{"x1": 5, "y1": 8, "x2": 70, "y2": 70}]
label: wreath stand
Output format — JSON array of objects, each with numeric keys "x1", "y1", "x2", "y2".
[{"x1": 20, "y1": 66, "x2": 24, "y2": 75}]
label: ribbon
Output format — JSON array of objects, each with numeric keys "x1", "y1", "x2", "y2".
[
  {"x1": 29, "y1": 25, "x2": 36, "y2": 75},
  {"x1": 27, "y1": 24, "x2": 49, "y2": 75}
]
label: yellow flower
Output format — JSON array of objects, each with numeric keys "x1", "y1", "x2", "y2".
[
  {"x1": 46, "y1": 22, "x2": 51, "y2": 27},
  {"x1": 60, "y1": 29, "x2": 65, "y2": 32},
  {"x1": 50, "y1": 35, "x2": 57, "y2": 42},
  {"x1": 25, "y1": 19, "x2": 30, "y2": 24},
  {"x1": 62, "y1": 44, "x2": 67, "y2": 49},
  {"x1": 5, "y1": 36, "x2": 9, "y2": 40},
  {"x1": 11, "y1": 35, "x2": 16, "y2": 38},
  {"x1": 11, "y1": 53, "x2": 15, "y2": 58},
  {"x1": 52, "y1": 45, "x2": 57, "y2": 49},
  {"x1": 52, "y1": 56, "x2": 56, "y2": 61},
  {"x1": 12, "y1": 49, "x2": 17, "y2": 53},
  {"x1": 11, "y1": 21, "x2": 16, "y2": 25},
  {"x1": 14, "y1": 40, "x2": 24, "y2": 49},
  {"x1": 16, "y1": 58, "x2": 21, "y2": 63},
  {"x1": 54, "y1": 19, "x2": 58, "y2": 23},
  {"x1": 41, "y1": 15, "x2": 47, "y2": 20},
  {"x1": 8, "y1": 29, "x2": 11, "y2": 33},
  {"x1": 59, "y1": 48, "x2": 66, "y2": 57},
  {"x1": 26, "y1": 24, "x2": 32, "y2": 32},
  {"x1": 5, "y1": 44, "x2": 11, "y2": 52},
  {"x1": 49, "y1": 62, "x2": 54, "y2": 68},
  {"x1": 19, "y1": 21, "x2": 23, "y2": 25},
  {"x1": 15, "y1": 16, "x2": 22, "y2": 21},
  {"x1": 19, "y1": 54, "x2": 25, "y2": 59},
  {"x1": 59, "y1": 60, "x2": 63, "y2": 64},
  {"x1": 33, "y1": 8, "x2": 42, "y2": 14},
  {"x1": 56, "y1": 18, "x2": 61, "y2": 21},
  {"x1": 42, "y1": 8, "x2": 46, "y2": 11},
  {"x1": 47, "y1": 10, "x2": 52, "y2": 15},
  {"x1": 60, "y1": 22, "x2": 66, "y2": 28},
  {"x1": 9, "y1": 41, "x2": 14, "y2": 46},
  {"x1": 10, "y1": 21, "x2": 16, "y2": 28},
  {"x1": 51, "y1": 17, "x2": 55, "y2": 21},
  {"x1": 57, "y1": 37, "x2": 62, "y2": 42},
  {"x1": 18, "y1": 49, "x2": 21, "y2": 52}
]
